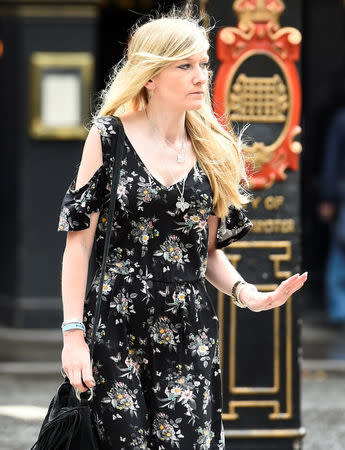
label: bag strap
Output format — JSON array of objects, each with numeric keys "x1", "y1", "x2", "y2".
[{"x1": 88, "y1": 116, "x2": 125, "y2": 361}]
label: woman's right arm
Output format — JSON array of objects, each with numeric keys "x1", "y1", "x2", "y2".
[{"x1": 61, "y1": 124, "x2": 103, "y2": 394}]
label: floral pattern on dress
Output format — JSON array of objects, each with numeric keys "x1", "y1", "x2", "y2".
[{"x1": 57, "y1": 115, "x2": 253, "y2": 449}]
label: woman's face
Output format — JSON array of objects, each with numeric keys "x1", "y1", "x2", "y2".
[{"x1": 148, "y1": 50, "x2": 209, "y2": 112}]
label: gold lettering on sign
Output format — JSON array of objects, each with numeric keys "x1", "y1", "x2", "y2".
[
  {"x1": 229, "y1": 73, "x2": 288, "y2": 123},
  {"x1": 251, "y1": 197, "x2": 262, "y2": 209},
  {"x1": 250, "y1": 196, "x2": 285, "y2": 210},
  {"x1": 251, "y1": 219, "x2": 295, "y2": 233},
  {"x1": 264, "y1": 195, "x2": 285, "y2": 210}
]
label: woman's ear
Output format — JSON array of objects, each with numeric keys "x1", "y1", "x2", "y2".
[{"x1": 144, "y1": 79, "x2": 154, "y2": 89}]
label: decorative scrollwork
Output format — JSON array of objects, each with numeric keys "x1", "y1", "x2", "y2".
[
  {"x1": 266, "y1": 22, "x2": 302, "y2": 45},
  {"x1": 220, "y1": 21, "x2": 256, "y2": 45}
]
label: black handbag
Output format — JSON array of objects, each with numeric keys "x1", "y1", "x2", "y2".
[{"x1": 31, "y1": 116, "x2": 125, "y2": 450}]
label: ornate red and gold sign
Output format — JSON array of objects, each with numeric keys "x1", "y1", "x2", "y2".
[{"x1": 213, "y1": 0, "x2": 302, "y2": 189}]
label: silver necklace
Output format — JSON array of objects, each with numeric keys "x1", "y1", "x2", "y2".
[
  {"x1": 165, "y1": 138, "x2": 191, "y2": 212},
  {"x1": 144, "y1": 108, "x2": 191, "y2": 212},
  {"x1": 144, "y1": 108, "x2": 187, "y2": 163}
]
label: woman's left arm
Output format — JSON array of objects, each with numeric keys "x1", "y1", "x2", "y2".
[{"x1": 205, "y1": 215, "x2": 308, "y2": 312}]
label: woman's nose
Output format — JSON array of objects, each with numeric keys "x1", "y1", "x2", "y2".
[{"x1": 193, "y1": 67, "x2": 208, "y2": 84}]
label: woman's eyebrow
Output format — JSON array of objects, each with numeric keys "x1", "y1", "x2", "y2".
[{"x1": 180, "y1": 56, "x2": 209, "y2": 62}]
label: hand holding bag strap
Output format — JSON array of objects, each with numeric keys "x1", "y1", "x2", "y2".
[{"x1": 88, "y1": 116, "x2": 125, "y2": 361}]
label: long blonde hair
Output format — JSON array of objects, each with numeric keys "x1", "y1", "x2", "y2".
[{"x1": 91, "y1": 4, "x2": 253, "y2": 219}]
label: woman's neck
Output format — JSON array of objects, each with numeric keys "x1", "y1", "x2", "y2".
[{"x1": 142, "y1": 106, "x2": 187, "y2": 144}]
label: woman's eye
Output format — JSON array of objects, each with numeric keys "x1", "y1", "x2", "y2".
[{"x1": 179, "y1": 63, "x2": 210, "y2": 70}]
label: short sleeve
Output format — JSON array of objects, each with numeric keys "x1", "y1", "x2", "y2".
[
  {"x1": 57, "y1": 164, "x2": 107, "y2": 232},
  {"x1": 211, "y1": 205, "x2": 253, "y2": 249}
]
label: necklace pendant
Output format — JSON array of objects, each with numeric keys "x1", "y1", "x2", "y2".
[
  {"x1": 177, "y1": 152, "x2": 185, "y2": 163},
  {"x1": 176, "y1": 196, "x2": 190, "y2": 212}
]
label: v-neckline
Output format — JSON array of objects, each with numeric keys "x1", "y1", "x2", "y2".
[{"x1": 116, "y1": 116, "x2": 198, "y2": 190}]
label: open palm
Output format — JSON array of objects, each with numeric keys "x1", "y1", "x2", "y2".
[{"x1": 243, "y1": 272, "x2": 308, "y2": 312}]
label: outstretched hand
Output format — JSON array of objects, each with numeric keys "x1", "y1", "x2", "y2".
[{"x1": 240, "y1": 272, "x2": 308, "y2": 312}]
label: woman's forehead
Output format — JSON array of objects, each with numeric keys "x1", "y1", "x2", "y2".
[{"x1": 181, "y1": 52, "x2": 209, "y2": 60}]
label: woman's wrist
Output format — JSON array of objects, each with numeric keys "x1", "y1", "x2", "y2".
[
  {"x1": 231, "y1": 280, "x2": 250, "y2": 308},
  {"x1": 63, "y1": 328, "x2": 85, "y2": 343},
  {"x1": 238, "y1": 283, "x2": 257, "y2": 306}
]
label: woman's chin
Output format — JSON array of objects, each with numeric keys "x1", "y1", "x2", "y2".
[{"x1": 186, "y1": 101, "x2": 204, "y2": 111}]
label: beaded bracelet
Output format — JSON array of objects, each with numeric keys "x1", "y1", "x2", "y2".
[
  {"x1": 231, "y1": 281, "x2": 258, "y2": 308},
  {"x1": 231, "y1": 280, "x2": 247, "y2": 308}
]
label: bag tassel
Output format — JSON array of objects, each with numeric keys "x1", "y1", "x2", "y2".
[{"x1": 31, "y1": 408, "x2": 81, "y2": 450}]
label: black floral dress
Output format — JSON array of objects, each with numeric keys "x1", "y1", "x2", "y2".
[{"x1": 57, "y1": 115, "x2": 253, "y2": 450}]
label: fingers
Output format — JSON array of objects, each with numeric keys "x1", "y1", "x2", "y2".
[
  {"x1": 256, "y1": 272, "x2": 308, "y2": 312},
  {"x1": 276, "y1": 272, "x2": 308, "y2": 302},
  {"x1": 287, "y1": 273, "x2": 306, "y2": 284},
  {"x1": 285, "y1": 272, "x2": 307, "y2": 282},
  {"x1": 61, "y1": 343, "x2": 96, "y2": 395},
  {"x1": 64, "y1": 366, "x2": 95, "y2": 394},
  {"x1": 281, "y1": 273, "x2": 308, "y2": 291},
  {"x1": 293, "y1": 272, "x2": 308, "y2": 281},
  {"x1": 71, "y1": 369, "x2": 89, "y2": 394},
  {"x1": 283, "y1": 280, "x2": 303, "y2": 295},
  {"x1": 81, "y1": 364, "x2": 96, "y2": 390}
]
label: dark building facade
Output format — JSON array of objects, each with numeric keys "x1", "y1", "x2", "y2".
[{"x1": 0, "y1": 0, "x2": 344, "y2": 448}]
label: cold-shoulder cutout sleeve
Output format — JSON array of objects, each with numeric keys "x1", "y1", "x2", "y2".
[
  {"x1": 210, "y1": 205, "x2": 253, "y2": 249},
  {"x1": 57, "y1": 164, "x2": 107, "y2": 232}
]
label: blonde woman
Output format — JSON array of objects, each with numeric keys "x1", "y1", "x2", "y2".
[{"x1": 57, "y1": 5, "x2": 308, "y2": 449}]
